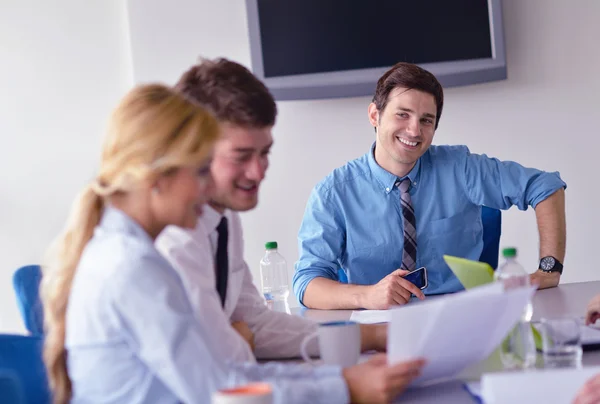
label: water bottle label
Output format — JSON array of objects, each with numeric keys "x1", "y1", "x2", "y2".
[{"x1": 263, "y1": 293, "x2": 274, "y2": 310}]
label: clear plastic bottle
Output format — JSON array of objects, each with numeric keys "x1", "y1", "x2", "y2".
[
  {"x1": 259, "y1": 241, "x2": 291, "y2": 314},
  {"x1": 495, "y1": 247, "x2": 536, "y2": 369}
]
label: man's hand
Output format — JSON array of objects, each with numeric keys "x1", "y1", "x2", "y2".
[
  {"x1": 343, "y1": 354, "x2": 426, "y2": 404},
  {"x1": 585, "y1": 295, "x2": 600, "y2": 326},
  {"x1": 573, "y1": 373, "x2": 600, "y2": 404},
  {"x1": 360, "y1": 269, "x2": 425, "y2": 310},
  {"x1": 231, "y1": 321, "x2": 255, "y2": 351},
  {"x1": 530, "y1": 270, "x2": 560, "y2": 290},
  {"x1": 360, "y1": 323, "x2": 388, "y2": 352}
]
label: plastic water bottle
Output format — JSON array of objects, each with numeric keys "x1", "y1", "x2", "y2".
[
  {"x1": 259, "y1": 241, "x2": 291, "y2": 314},
  {"x1": 495, "y1": 247, "x2": 536, "y2": 369}
]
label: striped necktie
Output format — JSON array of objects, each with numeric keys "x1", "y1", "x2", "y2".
[{"x1": 396, "y1": 178, "x2": 417, "y2": 271}]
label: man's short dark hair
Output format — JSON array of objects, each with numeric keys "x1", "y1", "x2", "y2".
[
  {"x1": 372, "y1": 62, "x2": 444, "y2": 129},
  {"x1": 175, "y1": 58, "x2": 277, "y2": 128}
]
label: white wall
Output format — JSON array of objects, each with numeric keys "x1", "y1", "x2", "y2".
[
  {"x1": 0, "y1": 0, "x2": 133, "y2": 332},
  {"x1": 1, "y1": 0, "x2": 598, "y2": 332},
  {"x1": 126, "y1": 0, "x2": 600, "y2": 303}
]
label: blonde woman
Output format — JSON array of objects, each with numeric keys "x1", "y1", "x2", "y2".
[{"x1": 41, "y1": 84, "x2": 425, "y2": 404}]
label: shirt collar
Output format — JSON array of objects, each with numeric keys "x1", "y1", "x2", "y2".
[
  {"x1": 200, "y1": 204, "x2": 225, "y2": 234},
  {"x1": 367, "y1": 142, "x2": 422, "y2": 194},
  {"x1": 99, "y1": 205, "x2": 155, "y2": 246}
]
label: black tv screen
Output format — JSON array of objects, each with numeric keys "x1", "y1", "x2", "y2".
[
  {"x1": 246, "y1": 0, "x2": 506, "y2": 100},
  {"x1": 258, "y1": 0, "x2": 492, "y2": 78}
]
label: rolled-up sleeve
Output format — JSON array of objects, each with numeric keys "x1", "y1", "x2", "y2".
[
  {"x1": 293, "y1": 186, "x2": 345, "y2": 306},
  {"x1": 462, "y1": 148, "x2": 567, "y2": 210}
]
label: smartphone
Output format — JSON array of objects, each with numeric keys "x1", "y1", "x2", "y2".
[{"x1": 401, "y1": 267, "x2": 428, "y2": 290}]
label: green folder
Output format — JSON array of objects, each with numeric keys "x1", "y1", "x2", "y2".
[
  {"x1": 443, "y1": 255, "x2": 495, "y2": 289},
  {"x1": 443, "y1": 254, "x2": 543, "y2": 351}
]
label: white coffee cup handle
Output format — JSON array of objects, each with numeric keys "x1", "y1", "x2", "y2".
[{"x1": 300, "y1": 331, "x2": 319, "y2": 364}]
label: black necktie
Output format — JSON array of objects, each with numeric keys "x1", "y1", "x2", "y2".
[{"x1": 215, "y1": 217, "x2": 229, "y2": 307}]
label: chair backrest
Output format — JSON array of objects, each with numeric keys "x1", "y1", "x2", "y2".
[
  {"x1": 0, "y1": 370, "x2": 25, "y2": 404},
  {"x1": 480, "y1": 206, "x2": 502, "y2": 270},
  {"x1": 0, "y1": 334, "x2": 51, "y2": 404},
  {"x1": 336, "y1": 207, "x2": 502, "y2": 283},
  {"x1": 12, "y1": 265, "x2": 44, "y2": 336}
]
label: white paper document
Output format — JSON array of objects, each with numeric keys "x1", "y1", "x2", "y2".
[
  {"x1": 481, "y1": 366, "x2": 600, "y2": 404},
  {"x1": 388, "y1": 283, "x2": 536, "y2": 385},
  {"x1": 349, "y1": 310, "x2": 390, "y2": 324},
  {"x1": 350, "y1": 296, "x2": 448, "y2": 325}
]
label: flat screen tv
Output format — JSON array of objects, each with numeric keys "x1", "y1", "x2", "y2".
[{"x1": 246, "y1": 0, "x2": 506, "y2": 100}]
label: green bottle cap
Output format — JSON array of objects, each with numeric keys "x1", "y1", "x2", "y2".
[
  {"x1": 502, "y1": 247, "x2": 517, "y2": 258},
  {"x1": 265, "y1": 241, "x2": 278, "y2": 250}
]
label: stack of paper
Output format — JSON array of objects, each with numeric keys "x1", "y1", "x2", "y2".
[
  {"x1": 349, "y1": 309, "x2": 390, "y2": 324},
  {"x1": 481, "y1": 366, "x2": 600, "y2": 403},
  {"x1": 349, "y1": 296, "x2": 447, "y2": 325},
  {"x1": 388, "y1": 282, "x2": 536, "y2": 385}
]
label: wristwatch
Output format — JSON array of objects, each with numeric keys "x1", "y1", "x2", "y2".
[{"x1": 538, "y1": 256, "x2": 563, "y2": 274}]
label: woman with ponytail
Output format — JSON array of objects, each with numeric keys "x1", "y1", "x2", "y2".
[
  {"x1": 41, "y1": 83, "x2": 424, "y2": 404},
  {"x1": 41, "y1": 83, "x2": 219, "y2": 403}
]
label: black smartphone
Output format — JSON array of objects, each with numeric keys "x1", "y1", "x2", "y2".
[{"x1": 401, "y1": 267, "x2": 428, "y2": 290}]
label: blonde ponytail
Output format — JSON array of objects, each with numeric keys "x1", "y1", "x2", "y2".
[
  {"x1": 41, "y1": 185, "x2": 104, "y2": 404},
  {"x1": 40, "y1": 83, "x2": 219, "y2": 403}
]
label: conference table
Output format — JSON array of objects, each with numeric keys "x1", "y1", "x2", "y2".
[{"x1": 293, "y1": 280, "x2": 600, "y2": 403}]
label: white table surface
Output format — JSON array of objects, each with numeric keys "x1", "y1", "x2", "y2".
[{"x1": 291, "y1": 281, "x2": 600, "y2": 403}]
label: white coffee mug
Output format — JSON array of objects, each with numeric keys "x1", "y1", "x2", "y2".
[
  {"x1": 300, "y1": 320, "x2": 361, "y2": 368},
  {"x1": 212, "y1": 382, "x2": 273, "y2": 404}
]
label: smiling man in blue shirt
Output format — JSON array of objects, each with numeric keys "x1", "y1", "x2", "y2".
[{"x1": 293, "y1": 62, "x2": 567, "y2": 310}]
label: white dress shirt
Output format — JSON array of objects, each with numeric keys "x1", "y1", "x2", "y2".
[
  {"x1": 156, "y1": 205, "x2": 319, "y2": 360},
  {"x1": 66, "y1": 207, "x2": 349, "y2": 403}
]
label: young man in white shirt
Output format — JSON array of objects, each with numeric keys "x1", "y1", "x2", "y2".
[{"x1": 156, "y1": 58, "x2": 386, "y2": 361}]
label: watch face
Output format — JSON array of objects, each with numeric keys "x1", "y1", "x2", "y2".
[{"x1": 541, "y1": 257, "x2": 556, "y2": 271}]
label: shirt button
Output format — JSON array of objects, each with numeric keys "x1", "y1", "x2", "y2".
[
  {"x1": 413, "y1": 181, "x2": 418, "y2": 186},
  {"x1": 385, "y1": 187, "x2": 390, "y2": 192}
]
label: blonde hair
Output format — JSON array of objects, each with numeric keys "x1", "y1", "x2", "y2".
[{"x1": 40, "y1": 84, "x2": 219, "y2": 403}]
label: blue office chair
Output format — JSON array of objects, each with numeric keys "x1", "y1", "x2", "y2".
[
  {"x1": 12, "y1": 265, "x2": 44, "y2": 336},
  {"x1": 337, "y1": 207, "x2": 502, "y2": 283},
  {"x1": 0, "y1": 334, "x2": 51, "y2": 404},
  {"x1": 0, "y1": 370, "x2": 25, "y2": 404},
  {"x1": 479, "y1": 206, "x2": 501, "y2": 270}
]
